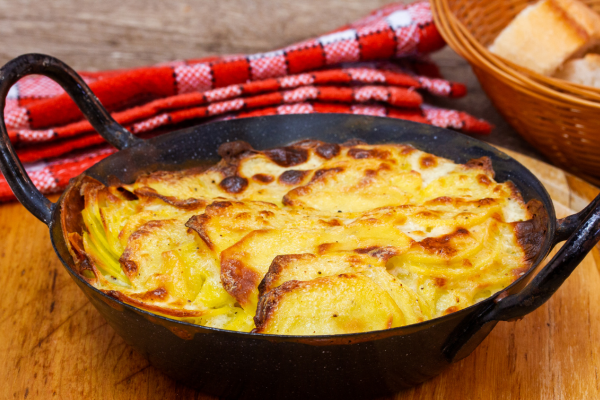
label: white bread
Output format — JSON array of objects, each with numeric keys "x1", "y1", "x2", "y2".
[
  {"x1": 489, "y1": 0, "x2": 600, "y2": 76},
  {"x1": 554, "y1": 53, "x2": 600, "y2": 86}
]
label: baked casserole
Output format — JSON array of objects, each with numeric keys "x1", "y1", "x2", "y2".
[{"x1": 61, "y1": 140, "x2": 543, "y2": 335}]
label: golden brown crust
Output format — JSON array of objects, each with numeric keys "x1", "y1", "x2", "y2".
[
  {"x1": 102, "y1": 290, "x2": 203, "y2": 317},
  {"x1": 258, "y1": 254, "x2": 315, "y2": 297},
  {"x1": 278, "y1": 170, "x2": 310, "y2": 185},
  {"x1": 253, "y1": 279, "x2": 303, "y2": 333},
  {"x1": 185, "y1": 214, "x2": 214, "y2": 250},
  {"x1": 411, "y1": 228, "x2": 470, "y2": 258},
  {"x1": 315, "y1": 143, "x2": 341, "y2": 159},
  {"x1": 68, "y1": 139, "x2": 543, "y2": 334},
  {"x1": 464, "y1": 156, "x2": 495, "y2": 178},
  {"x1": 419, "y1": 155, "x2": 438, "y2": 169},
  {"x1": 130, "y1": 286, "x2": 169, "y2": 301},
  {"x1": 119, "y1": 220, "x2": 173, "y2": 279},
  {"x1": 252, "y1": 174, "x2": 274, "y2": 184},
  {"x1": 219, "y1": 176, "x2": 249, "y2": 194},
  {"x1": 221, "y1": 256, "x2": 261, "y2": 307},
  {"x1": 513, "y1": 199, "x2": 549, "y2": 265}
]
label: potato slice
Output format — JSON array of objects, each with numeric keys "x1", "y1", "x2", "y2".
[{"x1": 253, "y1": 272, "x2": 405, "y2": 335}]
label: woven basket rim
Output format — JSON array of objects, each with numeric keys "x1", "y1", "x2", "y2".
[{"x1": 431, "y1": 0, "x2": 600, "y2": 110}]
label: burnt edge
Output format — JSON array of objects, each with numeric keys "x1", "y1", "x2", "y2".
[
  {"x1": 253, "y1": 280, "x2": 303, "y2": 333},
  {"x1": 185, "y1": 214, "x2": 214, "y2": 250},
  {"x1": 220, "y1": 256, "x2": 262, "y2": 307},
  {"x1": 513, "y1": 199, "x2": 549, "y2": 266},
  {"x1": 257, "y1": 254, "x2": 315, "y2": 298},
  {"x1": 60, "y1": 176, "x2": 104, "y2": 282}
]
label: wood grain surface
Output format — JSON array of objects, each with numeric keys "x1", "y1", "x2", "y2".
[{"x1": 0, "y1": 148, "x2": 599, "y2": 400}]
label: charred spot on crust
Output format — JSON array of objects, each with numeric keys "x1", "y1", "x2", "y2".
[
  {"x1": 221, "y1": 257, "x2": 261, "y2": 307},
  {"x1": 477, "y1": 174, "x2": 492, "y2": 186},
  {"x1": 513, "y1": 199, "x2": 548, "y2": 265},
  {"x1": 134, "y1": 187, "x2": 206, "y2": 210},
  {"x1": 315, "y1": 143, "x2": 341, "y2": 159},
  {"x1": 465, "y1": 156, "x2": 495, "y2": 178},
  {"x1": 372, "y1": 247, "x2": 399, "y2": 261},
  {"x1": 321, "y1": 218, "x2": 342, "y2": 227},
  {"x1": 419, "y1": 155, "x2": 438, "y2": 168},
  {"x1": 412, "y1": 228, "x2": 470, "y2": 258},
  {"x1": 185, "y1": 214, "x2": 213, "y2": 250},
  {"x1": 348, "y1": 148, "x2": 390, "y2": 160},
  {"x1": 264, "y1": 146, "x2": 308, "y2": 167},
  {"x1": 252, "y1": 174, "x2": 274, "y2": 184},
  {"x1": 119, "y1": 220, "x2": 171, "y2": 278},
  {"x1": 355, "y1": 246, "x2": 380, "y2": 254},
  {"x1": 278, "y1": 170, "x2": 309, "y2": 185},
  {"x1": 478, "y1": 198, "x2": 497, "y2": 207},
  {"x1": 119, "y1": 252, "x2": 138, "y2": 276},
  {"x1": 434, "y1": 277, "x2": 446, "y2": 288},
  {"x1": 424, "y1": 196, "x2": 453, "y2": 206},
  {"x1": 505, "y1": 181, "x2": 525, "y2": 204},
  {"x1": 400, "y1": 145, "x2": 416, "y2": 155},
  {"x1": 311, "y1": 167, "x2": 344, "y2": 182},
  {"x1": 318, "y1": 243, "x2": 336, "y2": 254},
  {"x1": 209, "y1": 200, "x2": 233, "y2": 210},
  {"x1": 415, "y1": 210, "x2": 442, "y2": 218},
  {"x1": 219, "y1": 176, "x2": 248, "y2": 194},
  {"x1": 218, "y1": 141, "x2": 254, "y2": 160},
  {"x1": 115, "y1": 186, "x2": 139, "y2": 201},
  {"x1": 131, "y1": 287, "x2": 168, "y2": 301}
]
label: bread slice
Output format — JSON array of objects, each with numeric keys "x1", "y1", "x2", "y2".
[
  {"x1": 554, "y1": 53, "x2": 600, "y2": 87},
  {"x1": 489, "y1": 0, "x2": 600, "y2": 76}
]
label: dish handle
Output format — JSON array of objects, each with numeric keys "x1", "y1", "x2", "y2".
[
  {"x1": 0, "y1": 54, "x2": 141, "y2": 225},
  {"x1": 444, "y1": 194, "x2": 600, "y2": 362}
]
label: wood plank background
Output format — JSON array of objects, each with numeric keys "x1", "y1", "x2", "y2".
[{"x1": 0, "y1": 0, "x2": 392, "y2": 71}]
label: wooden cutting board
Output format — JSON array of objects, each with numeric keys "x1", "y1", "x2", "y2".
[{"x1": 1, "y1": 147, "x2": 599, "y2": 400}]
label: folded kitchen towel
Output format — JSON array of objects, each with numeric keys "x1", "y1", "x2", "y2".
[{"x1": 0, "y1": 0, "x2": 491, "y2": 202}]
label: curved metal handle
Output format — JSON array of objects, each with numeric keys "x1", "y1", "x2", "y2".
[
  {"x1": 444, "y1": 194, "x2": 600, "y2": 361},
  {"x1": 490, "y1": 194, "x2": 600, "y2": 321},
  {"x1": 0, "y1": 54, "x2": 141, "y2": 225}
]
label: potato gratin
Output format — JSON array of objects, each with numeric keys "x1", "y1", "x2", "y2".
[{"x1": 62, "y1": 140, "x2": 544, "y2": 335}]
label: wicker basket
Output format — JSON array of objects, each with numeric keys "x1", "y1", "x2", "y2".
[{"x1": 431, "y1": 0, "x2": 600, "y2": 185}]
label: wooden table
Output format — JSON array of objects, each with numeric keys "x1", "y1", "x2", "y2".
[{"x1": 1, "y1": 148, "x2": 599, "y2": 400}]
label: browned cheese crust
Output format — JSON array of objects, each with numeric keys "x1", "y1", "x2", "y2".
[{"x1": 61, "y1": 139, "x2": 547, "y2": 334}]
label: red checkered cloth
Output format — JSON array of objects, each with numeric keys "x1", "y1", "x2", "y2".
[{"x1": 0, "y1": 1, "x2": 492, "y2": 202}]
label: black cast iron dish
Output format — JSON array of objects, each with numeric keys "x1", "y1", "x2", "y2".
[{"x1": 1, "y1": 55, "x2": 600, "y2": 399}]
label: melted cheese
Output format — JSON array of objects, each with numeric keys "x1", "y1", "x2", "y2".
[{"x1": 75, "y1": 140, "x2": 535, "y2": 335}]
